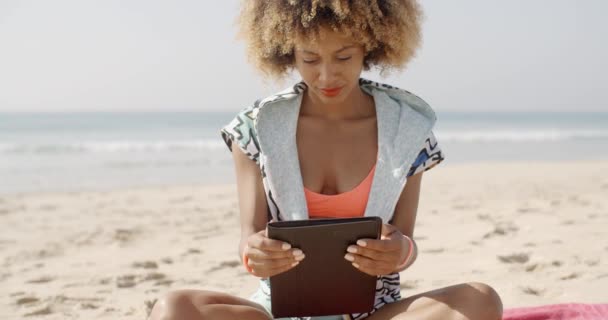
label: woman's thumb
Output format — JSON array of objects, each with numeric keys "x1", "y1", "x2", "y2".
[{"x1": 265, "y1": 219, "x2": 275, "y2": 238}]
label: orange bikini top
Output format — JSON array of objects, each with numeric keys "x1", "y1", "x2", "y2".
[{"x1": 304, "y1": 164, "x2": 376, "y2": 218}]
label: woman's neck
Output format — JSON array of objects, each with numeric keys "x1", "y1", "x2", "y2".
[{"x1": 300, "y1": 86, "x2": 374, "y2": 121}]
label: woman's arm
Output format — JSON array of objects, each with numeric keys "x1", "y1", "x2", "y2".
[
  {"x1": 230, "y1": 145, "x2": 269, "y2": 262},
  {"x1": 390, "y1": 171, "x2": 423, "y2": 272}
]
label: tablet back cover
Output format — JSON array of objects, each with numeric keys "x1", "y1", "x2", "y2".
[{"x1": 267, "y1": 217, "x2": 381, "y2": 318}]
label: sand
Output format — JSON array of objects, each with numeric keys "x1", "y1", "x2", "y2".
[{"x1": 1, "y1": 160, "x2": 607, "y2": 319}]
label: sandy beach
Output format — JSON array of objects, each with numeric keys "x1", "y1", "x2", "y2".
[{"x1": 1, "y1": 160, "x2": 607, "y2": 319}]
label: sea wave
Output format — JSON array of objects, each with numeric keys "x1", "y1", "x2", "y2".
[
  {"x1": 436, "y1": 129, "x2": 608, "y2": 142},
  {"x1": 2, "y1": 129, "x2": 607, "y2": 155},
  {"x1": 0, "y1": 139, "x2": 226, "y2": 154}
]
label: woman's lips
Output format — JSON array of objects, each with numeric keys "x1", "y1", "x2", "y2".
[{"x1": 320, "y1": 87, "x2": 343, "y2": 97}]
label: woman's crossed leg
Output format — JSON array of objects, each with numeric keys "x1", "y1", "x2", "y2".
[
  {"x1": 148, "y1": 289, "x2": 272, "y2": 320},
  {"x1": 149, "y1": 281, "x2": 501, "y2": 320}
]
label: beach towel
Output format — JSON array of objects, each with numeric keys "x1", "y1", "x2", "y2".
[{"x1": 503, "y1": 303, "x2": 608, "y2": 320}]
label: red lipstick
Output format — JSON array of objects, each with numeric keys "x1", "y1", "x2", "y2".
[{"x1": 320, "y1": 86, "x2": 343, "y2": 97}]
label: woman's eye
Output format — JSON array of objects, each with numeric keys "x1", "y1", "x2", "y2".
[
  {"x1": 338, "y1": 56, "x2": 352, "y2": 61},
  {"x1": 303, "y1": 60, "x2": 317, "y2": 64}
]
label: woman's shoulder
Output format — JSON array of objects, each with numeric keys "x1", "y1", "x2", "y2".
[
  {"x1": 359, "y1": 78, "x2": 435, "y2": 119},
  {"x1": 219, "y1": 101, "x2": 264, "y2": 165},
  {"x1": 229, "y1": 81, "x2": 307, "y2": 123},
  {"x1": 219, "y1": 82, "x2": 305, "y2": 164}
]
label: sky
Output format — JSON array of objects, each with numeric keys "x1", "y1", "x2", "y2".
[{"x1": 0, "y1": 0, "x2": 606, "y2": 113}]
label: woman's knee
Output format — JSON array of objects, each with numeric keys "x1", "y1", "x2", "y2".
[
  {"x1": 148, "y1": 289, "x2": 271, "y2": 320},
  {"x1": 148, "y1": 289, "x2": 196, "y2": 320},
  {"x1": 465, "y1": 282, "x2": 503, "y2": 320}
]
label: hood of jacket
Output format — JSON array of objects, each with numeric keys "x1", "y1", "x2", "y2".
[{"x1": 253, "y1": 78, "x2": 436, "y2": 223}]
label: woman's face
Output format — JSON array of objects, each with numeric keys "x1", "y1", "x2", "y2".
[{"x1": 293, "y1": 27, "x2": 366, "y2": 104}]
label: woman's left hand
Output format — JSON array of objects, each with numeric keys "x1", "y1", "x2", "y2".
[{"x1": 343, "y1": 223, "x2": 408, "y2": 276}]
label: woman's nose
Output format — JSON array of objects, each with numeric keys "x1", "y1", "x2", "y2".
[{"x1": 318, "y1": 62, "x2": 338, "y2": 84}]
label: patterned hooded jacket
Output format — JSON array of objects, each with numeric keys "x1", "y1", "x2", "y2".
[{"x1": 220, "y1": 78, "x2": 444, "y2": 320}]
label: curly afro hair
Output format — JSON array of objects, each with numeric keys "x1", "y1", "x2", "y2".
[{"x1": 237, "y1": 0, "x2": 424, "y2": 79}]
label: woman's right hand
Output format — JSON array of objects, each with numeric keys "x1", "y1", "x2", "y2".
[{"x1": 244, "y1": 228, "x2": 305, "y2": 278}]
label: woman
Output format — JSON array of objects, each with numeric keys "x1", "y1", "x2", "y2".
[{"x1": 149, "y1": 1, "x2": 502, "y2": 319}]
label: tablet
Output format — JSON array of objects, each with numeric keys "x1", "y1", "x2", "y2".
[{"x1": 267, "y1": 216, "x2": 382, "y2": 318}]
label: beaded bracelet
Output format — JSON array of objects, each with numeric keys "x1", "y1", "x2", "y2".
[{"x1": 395, "y1": 234, "x2": 414, "y2": 270}]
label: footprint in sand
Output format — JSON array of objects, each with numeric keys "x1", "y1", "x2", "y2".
[
  {"x1": 483, "y1": 222, "x2": 519, "y2": 239},
  {"x1": 69, "y1": 228, "x2": 104, "y2": 246},
  {"x1": 497, "y1": 253, "x2": 530, "y2": 264},
  {"x1": 116, "y1": 272, "x2": 172, "y2": 288},
  {"x1": 207, "y1": 260, "x2": 241, "y2": 273},
  {"x1": 23, "y1": 305, "x2": 52, "y2": 317},
  {"x1": 181, "y1": 248, "x2": 202, "y2": 256},
  {"x1": 560, "y1": 272, "x2": 580, "y2": 280},
  {"x1": 30, "y1": 242, "x2": 64, "y2": 260},
  {"x1": 517, "y1": 207, "x2": 540, "y2": 214},
  {"x1": 477, "y1": 214, "x2": 492, "y2": 221},
  {"x1": 16, "y1": 297, "x2": 40, "y2": 305},
  {"x1": 520, "y1": 286, "x2": 545, "y2": 296},
  {"x1": 132, "y1": 261, "x2": 158, "y2": 269},
  {"x1": 161, "y1": 257, "x2": 173, "y2": 264},
  {"x1": 26, "y1": 275, "x2": 54, "y2": 284},
  {"x1": 525, "y1": 264, "x2": 540, "y2": 272},
  {"x1": 526, "y1": 260, "x2": 563, "y2": 272},
  {"x1": 145, "y1": 299, "x2": 158, "y2": 317},
  {"x1": 80, "y1": 302, "x2": 100, "y2": 310},
  {"x1": 144, "y1": 272, "x2": 167, "y2": 281},
  {"x1": 154, "y1": 279, "x2": 174, "y2": 286},
  {"x1": 112, "y1": 228, "x2": 141, "y2": 245},
  {"x1": 116, "y1": 275, "x2": 137, "y2": 288}
]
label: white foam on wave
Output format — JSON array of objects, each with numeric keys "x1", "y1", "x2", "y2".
[
  {"x1": 2, "y1": 128, "x2": 607, "y2": 155},
  {"x1": 0, "y1": 139, "x2": 226, "y2": 154},
  {"x1": 436, "y1": 129, "x2": 608, "y2": 143}
]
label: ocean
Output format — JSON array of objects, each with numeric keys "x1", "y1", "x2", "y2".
[{"x1": 1, "y1": 111, "x2": 607, "y2": 195}]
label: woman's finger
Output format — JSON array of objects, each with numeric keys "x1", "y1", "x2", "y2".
[
  {"x1": 356, "y1": 235, "x2": 401, "y2": 253},
  {"x1": 264, "y1": 260, "x2": 300, "y2": 277},
  {"x1": 249, "y1": 230, "x2": 292, "y2": 252},
  {"x1": 346, "y1": 245, "x2": 392, "y2": 262},
  {"x1": 347, "y1": 253, "x2": 392, "y2": 276},
  {"x1": 248, "y1": 255, "x2": 299, "y2": 273},
  {"x1": 247, "y1": 246, "x2": 303, "y2": 260}
]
